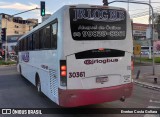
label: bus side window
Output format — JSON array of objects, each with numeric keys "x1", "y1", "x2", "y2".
[
  {"x1": 19, "y1": 41, "x2": 21, "y2": 52},
  {"x1": 34, "y1": 31, "x2": 40, "y2": 50},
  {"x1": 51, "y1": 23, "x2": 57, "y2": 49},
  {"x1": 33, "y1": 34, "x2": 36, "y2": 50},
  {"x1": 131, "y1": 20, "x2": 133, "y2": 39},
  {"x1": 21, "y1": 40, "x2": 23, "y2": 51},
  {"x1": 26, "y1": 38, "x2": 29, "y2": 51},
  {"x1": 28, "y1": 35, "x2": 33, "y2": 50},
  {"x1": 23, "y1": 38, "x2": 26, "y2": 51},
  {"x1": 44, "y1": 25, "x2": 51, "y2": 49},
  {"x1": 39, "y1": 29, "x2": 44, "y2": 49}
]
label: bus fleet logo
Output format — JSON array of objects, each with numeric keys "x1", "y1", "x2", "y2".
[
  {"x1": 73, "y1": 9, "x2": 125, "y2": 22},
  {"x1": 84, "y1": 59, "x2": 118, "y2": 65},
  {"x1": 21, "y1": 52, "x2": 29, "y2": 62}
]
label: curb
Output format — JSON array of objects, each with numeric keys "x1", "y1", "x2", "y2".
[{"x1": 134, "y1": 80, "x2": 160, "y2": 91}]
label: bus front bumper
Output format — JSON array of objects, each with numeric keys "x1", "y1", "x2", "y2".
[{"x1": 58, "y1": 83, "x2": 133, "y2": 107}]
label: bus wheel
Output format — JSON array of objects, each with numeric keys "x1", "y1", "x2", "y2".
[
  {"x1": 19, "y1": 65, "x2": 23, "y2": 77},
  {"x1": 36, "y1": 76, "x2": 41, "y2": 94}
]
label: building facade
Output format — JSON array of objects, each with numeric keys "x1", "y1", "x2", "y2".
[
  {"x1": 133, "y1": 23, "x2": 151, "y2": 46},
  {"x1": 133, "y1": 23, "x2": 148, "y2": 40},
  {"x1": 0, "y1": 13, "x2": 38, "y2": 53},
  {"x1": 133, "y1": 23, "x2": 160, "y2": 52}
]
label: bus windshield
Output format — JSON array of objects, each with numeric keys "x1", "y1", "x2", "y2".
[{"x1": 69, "y1": 8, "x2": 126, "y2": 40}]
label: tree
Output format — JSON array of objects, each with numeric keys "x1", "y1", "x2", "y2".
[{"x1": 156, "y1": 44, "x2": 160, "y2": 51}]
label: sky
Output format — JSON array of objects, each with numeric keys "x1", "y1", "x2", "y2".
[{"x1": 0, "y1": 0, "x2": 160, "y2": 24}]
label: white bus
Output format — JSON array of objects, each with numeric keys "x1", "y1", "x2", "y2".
[{"x1": 17, "y1": 5, "x2": 133, "y2": 107}]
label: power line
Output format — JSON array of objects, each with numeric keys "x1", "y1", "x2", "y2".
[
  {"x1": 129, "y1": 8, "x2": 149, "y2": 11},
  {"x1": 130, "y1": 6, "x2": 160, "y2": 13},
  {"x1": 110, "y1": 0, "x2": 160, "y2": 18},
  {"x1": 131, "y1": 6, "x2": 160, "y2": 18}
]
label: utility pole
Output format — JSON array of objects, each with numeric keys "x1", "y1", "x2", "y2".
[
  {"x1": 5, "y1": 18, "x2": 8, "y2": 62},
  {"x1": 147, "y1": 0, "x2": 155, "y2": 75},
  {"x1": 108, "y1": 1, "x2": 155, "y2": 75},
  {"x1": 128, "y1": 0, "x2": 129, "y2": 12},
  {"x1": 149, "y1": 0, "x2": 151, "y2": 24},
  {"x1": 148, "y1": 0, "x2": 152, "y2": 59}
]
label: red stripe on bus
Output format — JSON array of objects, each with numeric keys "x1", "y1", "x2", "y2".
[{"x1": 58, "y1": 83, "x2": 133, "y2": 107}]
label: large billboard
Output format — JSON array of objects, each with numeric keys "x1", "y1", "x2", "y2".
[{"x1": 133, "y1": 23, "x2": 148, "y2": 39}]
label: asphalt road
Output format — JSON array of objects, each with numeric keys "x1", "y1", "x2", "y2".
[
  {"x1": 0, "y1": 65, "x2": 160, "y2": 117},
  {"x1": 134, "y1": 65, "x2": 160, "y2": 75}
]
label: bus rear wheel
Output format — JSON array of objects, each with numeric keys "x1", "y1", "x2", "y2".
[
  {"x1": 19, "y1": 65, "x2": 23, "y2": 77},
  {"x1": 36, "y1": 76, "x2": 41, "y2": 94}
]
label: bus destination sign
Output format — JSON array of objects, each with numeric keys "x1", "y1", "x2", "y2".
[{"x1": 70, "y1": 8, "x2": 126, "y2": 40}]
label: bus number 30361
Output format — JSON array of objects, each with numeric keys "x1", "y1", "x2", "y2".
[{"x1": 69, "y1": 72, "x2": 85, "y2": 78}]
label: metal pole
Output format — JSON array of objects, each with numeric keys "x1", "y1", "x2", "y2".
[
  {"x1": 149, "y1": 0, "x2": 152, "y2": 59},
  {"x1": 140, "y1": 53, "x2": 142, "y2": 63},
  {"x1": 12, "y1": 8, "x2": 40, "y2": 17},
  {"x1": 149, "y1": 0, "x2": 151, "y2": 24},
  {"x1": 128, "y1": 0, "x2": 129, "y2": 12},
  {"x1": 108, "y1": 0, "x2": 155, "y2": 75},
  {"x1": 136, "y1": 70, "x2": 141, "y2": 79},
  {"x1": 5, "y1": 19, "x2": 7, "y2": 62}
]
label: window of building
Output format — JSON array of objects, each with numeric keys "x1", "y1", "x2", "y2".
[
  {"x1": 15, "y1": 31, "x2": 19, "y2": 34},
  {"x1": 15, "y1": 25, "x2": 19, "y2": 28}
]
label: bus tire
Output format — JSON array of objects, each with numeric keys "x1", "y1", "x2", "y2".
[
  {"x1": 36, "y1": 74, "x2": 42, "y2": 94},
  {"x1": 19, "y1": 65, "x2": 23, "y2": 78}
]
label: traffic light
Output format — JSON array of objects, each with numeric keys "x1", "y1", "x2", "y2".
[
  {"x1": 103, "y1": 0, "x2": 108, "y2": 6},
  {"x1": 40, "y1": 1, "x2": 45, "y2": 16},
  {"x1": 1, "y1": 28, "x2": 6, "y2": 41}
]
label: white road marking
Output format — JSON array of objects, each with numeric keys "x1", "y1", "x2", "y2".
[{"x1": 150, "y1": 100, "x2": 160, "y2": 104}]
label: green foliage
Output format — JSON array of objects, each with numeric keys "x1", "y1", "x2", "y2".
[
  {"x1": 135, "y1": 57, "x2": 160, "y2": 63},
  {"x1": 0, "y1": 60, "x2": 16, "y2": 65}
]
